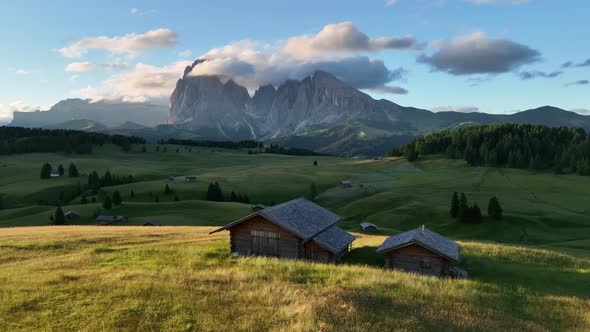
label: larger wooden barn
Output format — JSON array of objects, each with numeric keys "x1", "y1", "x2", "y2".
[
  {"x1": 376, "y1": 226, "x2": 460, "y2": 276},
  {"x1": 210, "y1": 198, "x2": 355, "y2": 263}
]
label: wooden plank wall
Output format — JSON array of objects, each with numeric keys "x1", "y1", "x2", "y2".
[
  {"x1": 383, "y1": 243, "x2": 450, "y2": 276},
  {"x1": 229, "y1": 216, "x2": 301, "y2": 258}
]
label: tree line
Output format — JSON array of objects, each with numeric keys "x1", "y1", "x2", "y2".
[
  {"x1": 390, "y1": 124, "x2": 590, "y2": 175},
  {"x1": 158, "y1": 138, "x2": 262, "y2": 150},
  {"x1": 0, "y1": 126, "x2": 145, "y2": 155}
]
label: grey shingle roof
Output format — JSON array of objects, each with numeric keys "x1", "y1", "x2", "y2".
[
  {"x1": 312, "y1": 225, "x2": 356, "y2": 254},
  {"x1": 258, "y1": 198, "x2": 341, "y2": 240},
  {"x1": 376, "y1": 226, "x2": 460, "y2": 262}
]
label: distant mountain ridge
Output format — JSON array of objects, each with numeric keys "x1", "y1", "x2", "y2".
[{"x1": 10, "y1": 98, "x2": 168, "y2": 128}]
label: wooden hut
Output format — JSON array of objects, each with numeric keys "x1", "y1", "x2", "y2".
[
  {"x1": 185, "y1": 176, "x2": 197, "y2": 182},
  {"x1": 64, "y1": 211, "x2": 80, "y2": 220},
  {"x1": 210, "y1": 198, "x2": 355, "y2": 263},
  {"x1": 360, "y1": 222, "x2": 377, "y2": 231},
  {"x1": 376, "y1": 225, "x2": 460, "y2": 276},
  {"x1": 143, "y1": 220, "x2": 161, "y2": 226},
  {"x1": 339, "y1": 180, "x2": 352, "y2": 188}
]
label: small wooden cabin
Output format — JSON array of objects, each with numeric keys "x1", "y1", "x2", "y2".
[
  {"x1": 143, "y1": 220, "x2": 161, "y2": 226},
  {"x1": 185, "y1": 176, "x2": 197, "y2": 182},
  {"x1": 376, "y1": 226, "x2": 460, "y2": 277},
  {"x1": 339, "y1": 180, "x2": 352, "y2": 188},
  {"x1": 64, "y1": 211, "x2": 80, "y2": 220},
  {"x1": 210, "y1": 198, "x2": 355, "y2": 263},
  {"x1": 360, "y1": 222, "x2": 377, "y2": 231}
]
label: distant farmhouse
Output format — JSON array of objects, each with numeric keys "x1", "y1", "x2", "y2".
[
  {"x1": 50, "y1": 171, "x2": 60, "y2": 177},
  {"x1": 64, "y1": 211, "x2": 80, "y2": 220},
  {"x1": 376, "y1": 226, "x2": 460, "y2": 277},
  {"x1": 185, "y1": 176, "x2": 197, "y2": 182},
  {"x1": 339, "y1": 180, "x2": 352, "y2": 188},
  {"x1": 96, "y1": 215, "x2": 128, "y2": 226},
  {"x1": 360, "y1": 222, "x2": 377, "y2": 231},
  {"x1": 143, "y1": 220, "x2": 161, "y2": 226},
  {"x1": 251, "y1": 204, "x2": 266, "y2": 212},
  {"x1": 210, "y1": 198, "x2": 355, "y2": 263}
]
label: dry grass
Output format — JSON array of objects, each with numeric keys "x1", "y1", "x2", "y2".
[{"x1": 0, "y1": 226, "x2": 589, "y2": 331}]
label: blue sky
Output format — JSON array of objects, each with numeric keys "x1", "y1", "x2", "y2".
[{"x1": 1, "y1": 0, "x2": 588, "y2": 122}]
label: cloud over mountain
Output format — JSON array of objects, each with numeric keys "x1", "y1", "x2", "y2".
[{"x1": 418, "y1": 31, "x2": 540, "y2": 75}]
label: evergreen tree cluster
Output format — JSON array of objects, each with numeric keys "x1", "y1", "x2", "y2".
[
  {"x1": 391, "y1": 124, "x2": 590, "y2": 175},
  {"x1": 158, "y1": 138, "x2": 262, "y2": 150},
  {"x1": 0, "y1": 126, "x2": 145, "y2": 155},
  {"x1": 450, "y1": 192, "x2": 503, "y2": 223},
  {"x1": 206, "y1": 182, "x2": 250, "y2": 203},
  {"x1": 263, "y1": 144, "x2": 327, "y2": 156},
  {"x1": 87, "y1": 170, "x2": 135, "y2": 192}
]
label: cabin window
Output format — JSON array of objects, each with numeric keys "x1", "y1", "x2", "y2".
[
  {"x1": 420, "y1": 258, "x2": 432, "y2": 269},
  {"x1": 250, "y1": 230, "x2": 280, "y2": 256}
]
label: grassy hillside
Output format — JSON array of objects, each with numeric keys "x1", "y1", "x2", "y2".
[
  {"x1": 0, "y1": 226, "x2": 588, "y2": 331},
  {"x1": 1, "y1": 145, "x2": 589, "y2": 330}
]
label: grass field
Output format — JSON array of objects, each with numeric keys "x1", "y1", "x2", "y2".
[
  {"x1": 0, "y1": 226, "x2": 588, "y2": 331},
  {"x1": 1, "y1": 144, "x2": 589, "y2": 330}
]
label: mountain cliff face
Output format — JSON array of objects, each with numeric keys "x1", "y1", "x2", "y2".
[{"x1": 168, "y1": 61, "x2": 408, "y2": 140}]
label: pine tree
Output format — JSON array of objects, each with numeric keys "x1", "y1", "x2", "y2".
[
  {"x1": 68, "y1": 162, "x2": 79, "y2": 177},
  {"x1": 154, "y1": 195, "x2": 159, "y2": 203},
  {"x1": 102, "y1": 171, "x2": 113, "y2": 186},
  {"x1": 310, "y1": 182, "x2": 318, "y2": 200},
  {"x1": 54, "y1": 206, "x2": 65, "y2": 225},
  {"x1": 40, "y1": 162, "x2": 52, "y2": 179},
  {"x1": 230, "y1": 191, "x2": 237, "y2": 202},
  {"x1": 0, "y1": 194, "x2": 4, "y2": 210},
  {"x1": 112, "y1": 191, "x2": 122, "y2": 205},
  {"x1": 57, "y1": 164, "x2": 65, "y2": 176},
  {"x1": 130, "y1": 190, "x2": 135, "y2": 198},
  {"x1": 458, "y1": 192, "x2": 468, "y2": 222},
  {"x1": 174, "y1": 195, "x2": 179, "y2": 202},
  {"x1": 102, "y1": 196, "x2": 112, "y2": 210},
  {"x1": 487, "y1": 196, "x2": 503, "y2": 220},
  {"x1": 313, "y1": 160, "x2": 318, "y2": 166},
  {"x1": 450, "y1": 192, "x2": 459, "y2": 218},
  {"x1": 165, "y1": 184, "x2": 171, "y2": 195},
  {"x1": 141, "y1": 145, "x2": 147, "y2": 152},
  {"x1": 80, "y1": 195, "x2": 88, "y2": 204}
]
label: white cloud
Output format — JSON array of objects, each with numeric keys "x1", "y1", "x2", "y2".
[
  {"x1": 0, "y1": 100, "x2": 41, "y2": 122},
  {"x1": 281, "y1": 22, "x2": 417, "y2": 59},
  {"x1": 431, "y1": 106, "x2": 480, "y2": 113},
  {"x1": 59, "y1": 28, "x2": 177, "y2": 58},
  {"x1": 386, "y1": 0, "x2": 399, "y2": 6},
  {"x1": 15, "y1": 69, "x2": 29, "y2": 75},
  {"x1": 418, "y1": 31, "x2": 540, "y2": 75},
  {"x1": 70, "y1": 74, "x2": 80, "y2": 81},
  {"x1": 65, "y1": 61, "x2": 95, "y2": 72},
  {"x1": 71, "y1": 61, "x2": 191, "y2": 102}
]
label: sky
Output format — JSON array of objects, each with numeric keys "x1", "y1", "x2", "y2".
[{"x1": 1, "y1": 0, "x2": 589, "y2": 123}]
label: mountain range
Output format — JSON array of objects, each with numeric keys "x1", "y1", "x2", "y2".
[{"x1": 8, "y1": 60, "x2": 590, "y2": 156}]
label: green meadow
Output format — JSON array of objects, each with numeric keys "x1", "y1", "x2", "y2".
[{"x1": 0, "y1": 144, "x2": 589, "y2": 330}]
